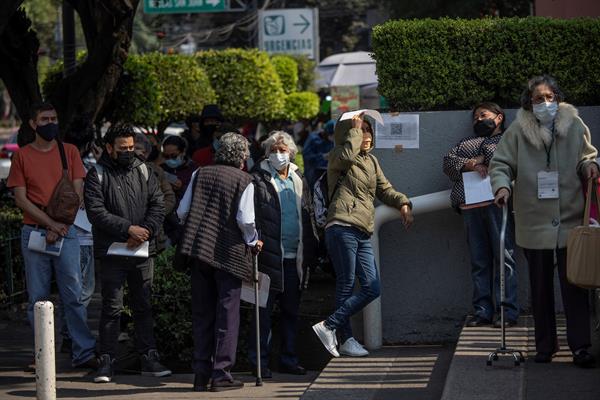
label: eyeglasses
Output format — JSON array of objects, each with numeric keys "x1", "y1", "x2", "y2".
[{"x1": 531, "y1": 93, "x2": 555, "y2": 104}]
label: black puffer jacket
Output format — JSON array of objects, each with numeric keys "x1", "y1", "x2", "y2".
[
  {"x1": 252, "y1": 160, "x2": 317, "y2": 292},
  {"x1": 84, "y1": 153, "x2": 165, "y2": 258}
]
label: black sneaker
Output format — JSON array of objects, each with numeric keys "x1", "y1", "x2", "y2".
[
  {"x1": 534, "y1": 352, "x2": 553, "y2": 363},
  {"x1": 466, "y1": 315, "x2": 492, "y2": 327},
  {"x1": 141, "y1": 349, "x2": 172, "y2": 377},
  {"x1": 493, "y1": 318, "x2": 518, "y2": 328},
  {"x1": 94, "y1": 354, "x2": 114, "y2": 383},
  {"x1": 573, "y1": 349, "x2": 595, "y2": 368},
  {"x1": 211, "y1": 378, "x2": 244, "y2": 392},
  {"x1": 193, "y1": 374, "x2": 210, "y2": 392}
]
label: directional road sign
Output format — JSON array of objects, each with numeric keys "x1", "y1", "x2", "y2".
[
  {"x1": 144, "y1": 0, "x2": 227, "y2": 14},
  {"x1": 258, "y1": 8, "x2": 319, "y2": 61}
]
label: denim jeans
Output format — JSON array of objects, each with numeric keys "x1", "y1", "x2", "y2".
[
  {"x1": 21, "y1": 225, "x2": 96, "y2": 365},
  {"x1": 99, "y1": 256, "x2": 156, "y2": 358},
  {"x1": 462, "y1": 205, "x2": 519, "y2": 321},
  {"x1": 248, "y1": 258, "x2": 301, "y2": 370},
  {"x1": 59, "y1": 245, "x2": 95, "y2": 339},
  {"x1": 324, "y1": 225, "x2": 381, "y2": 343}
]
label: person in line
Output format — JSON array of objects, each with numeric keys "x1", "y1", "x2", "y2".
[
  {"x1": 160, "y1": 135, "x2": 197, "y2": 203},
  {"x1": 302, "y1": 120, "x2": 335, "y2": 189},
  {"x1": 7, "y1": 102, "x2": 97, "y2": 369},
  {"x1": 312, "y1": 113, "x2": 413, "y2": 357},
  {"x1": 134, "y1": 132, "x2": 177, "y2": 250},
  {"x1": 490, "y1": 75, "x2": 599, "y2": 368},
  {"x1": 443, "y1": 102, "x2": 519, "y2": 328},
  {"x1": 178, "y1": 133, "x2": 262, "y2": 392},
  {"x1": 85, "y1": 123, "x2": 170, "y2": 382},
  {"x1": 192, "y1": 123, "x2": 239, "y2": 167},
  {"x1": 248, "y1": 131, "x2": 317, "y2": 378},
  {"x1": 182, "y1": 104, "x2": 225, "y2": 156}
]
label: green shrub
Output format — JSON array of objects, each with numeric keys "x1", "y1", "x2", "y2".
[
  {"x1": 284, "y1": 91, "x2": 320, "y2": 120},
  {"x1": 288, "y1": 55, "x2": 317, "y2": 92},
  {"x1": 196, "y1": 49, "x2": 286, "y2": 121},
  {"x1": 271, "y1": 55, "x2": 299, "y2": 95},
  {"x1": 372, "y1": 17, "x2": 600, "y2": 111}
]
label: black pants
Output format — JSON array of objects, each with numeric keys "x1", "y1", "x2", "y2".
[
  {"x1": 523, "y1": 248, "x2": 591, "y2": 354},
  {"x1": 191, "y1": 261, "x2": 242, "y2": 382},
  {"x1": 99, "y1": 256, "x2": 156, "y2": 358}
]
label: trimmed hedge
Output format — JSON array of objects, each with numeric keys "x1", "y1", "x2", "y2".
[
  {"x1": 372, "y1": 17, "x2": 600, "y2": 111},
  {"x1": 271, "y1": 55, "x2": 299, "y2": 95},
  {"x1": 289, "y1": 54, "x2": 317, "y2": 92},
  {"x1": 196, "y1": 49, "x2": 286, "y2": 121},
  {"x1": 284, "y1": 91, "x2": 320, "y2": 120}
]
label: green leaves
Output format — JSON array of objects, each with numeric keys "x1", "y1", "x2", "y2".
[
  {"x1": 372, "y1": 17, "x2": 600, "y2": 111},
  {"x1": 284, "y1": 91, "x2": 320, "y2": 120},
  {"x1": 271, "y1": 55, "x2": 299, "y2": 95}
]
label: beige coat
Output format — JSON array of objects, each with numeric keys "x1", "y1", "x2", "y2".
[{"x1": 490, "y1": 103, "x2": 598, "y2": 249}]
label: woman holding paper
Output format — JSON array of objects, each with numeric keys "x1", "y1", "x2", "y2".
[
  {"x1": 443, "y1": 102, "x2": 519, "y2": 328},
  {"x1": 248, "y1": 131, "x2": 317, "y2": 378},
  {"x1": 490, "y1": 75, "x2": 599, "y2": 367},
  {"x1": 312, "y1": 113, "x2": 413, "y2": 358}
]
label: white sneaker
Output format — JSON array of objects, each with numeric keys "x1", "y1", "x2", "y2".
[
  {"x1": 339, "y1": 337, "x2": 369, "y2": 357},
  {"x1": 312, "y1": 321, "x2": 340, "y2": 357}
]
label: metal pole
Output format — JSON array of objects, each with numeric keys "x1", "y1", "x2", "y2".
[
  {"x1": 253, "y1": 254, "x2": 263, "y2": 386},
  {"x1": 62, "y1": 2, "x2": 76, "y2": 77},
  {"x1": 499, "y1": 205, "x2": 507, "y2": 350},
  {"x1": 34, "y1": 301, "x2": 56, "y2": 400}
]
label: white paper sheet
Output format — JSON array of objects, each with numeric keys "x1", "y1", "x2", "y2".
[
  {"x1": 74, "y1": 209, "x2": 92, "y2": 232},
  {"x1": 241, "y1": 272, "x2": 271, "y2": 308},
  {"x1": 462, "y1": 171, "x2": 494, "y2": 205},
  {"x1": 375, "y1": 113, "x2": 420, "y2": 149},
  {"x1": 107, "y1": 241, "x2": 149, "y2": 258},
  {"x1": 28, "y1": 230, "x2": 64, "y2": 256},
  {"x1": 339, "y1": 109, "x2": 384, "y2": 125}
]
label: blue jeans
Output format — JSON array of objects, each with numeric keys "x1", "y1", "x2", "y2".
[
  {"x1": 21, "y1": 225, "x2": 96, "y2": 365},
  {"x1": 462, "y1": 205, "x2": 519, "y2": 321},
  {"x1": 59, "y1": 245, "x2": 95, "y2": 339},
  {"x1": 248, "y1": 258, "x2": 301, "y2": 370},
  {"x1": 324, "y1": 225, "x2": 381, "y2": 343}
]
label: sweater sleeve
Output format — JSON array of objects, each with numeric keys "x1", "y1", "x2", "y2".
[
  {"x1": 489, "y1": 126, "x2": 518, "y2": 195},
  {"x1": 328, "y1": 128, "x2": 363, "y2": 172},
  {"x1": 443, "y1": 140, "x2": 469, "y2": 182}
]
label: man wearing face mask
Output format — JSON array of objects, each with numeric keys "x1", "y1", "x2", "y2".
[
  {"x1": 248, "y1": 131, "x2": 317, "y2": 378},
  {"x1": 443, "y1": 102, "x2": 520, "y2": 328},
  {"x1": 491, "y1": 75, "x2": 599, "y2": 368},
  {"x1": 8, "y1": 102, "x2": 98, "y2": 370},
  {"x1": 84, "y1": 123, "x2": 169, "y2": 382}
]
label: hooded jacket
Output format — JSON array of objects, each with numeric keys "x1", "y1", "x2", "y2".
[
  {"x1": 252, "y1": 160, "x2": 318, "y2": 292},
  {"x1": 84, "y1": 152, "x2": 165, "y2": 257},
  {"x1": 326, "y1": 119, "x2": 411, "y2": 234},
  {"x1": 490, "y1": 103, "x2": 598, "y2": 249}
]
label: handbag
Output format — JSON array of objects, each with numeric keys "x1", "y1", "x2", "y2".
[
  {"x1": 566, "y1": 177, "x2": 600, "y2": 289},
  {"x1": 46, "y1": 141, "x2": 80, "y2": 225}
]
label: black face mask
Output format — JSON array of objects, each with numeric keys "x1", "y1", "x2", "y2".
[
  {"x1": 202, "y1": 124, "x2": 218, "y2": 137},
  {"x1": 473, "y1": 118, "x2": 497, "y2": 137},
  {"x1": 115, "y1": 150, "x2": 135, "y2": 168},
  {"x1": 36, "y1": 123, "x2": 59, "y2": 142}
]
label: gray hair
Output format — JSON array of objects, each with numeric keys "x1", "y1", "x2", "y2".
[
  {"x1": 215, "y1": 132, "x2": 250, "y2": 167},
  {"x1": 520, "y1": 75, "x2": 564, "y2": 111},
  {"x1": 134, "y1": 132, "x2": 152, "y2": 154},
  {"x1": 262, "y1": 130, "x2": 298, "y2": 159}
]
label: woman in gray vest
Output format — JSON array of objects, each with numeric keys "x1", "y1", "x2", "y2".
[
  {"x1": 178, "y1": 132, "x2": 263, "y2": 392},
  {"x1": 248, "y1": 131, "x2": 317, "y2": 378}
]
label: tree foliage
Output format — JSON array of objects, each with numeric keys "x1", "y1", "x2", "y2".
[
  {"x1": 284, "y1": 91, "x2": 320, "y2": 121},
  {"x1": 271, "y1": 55, "x2": 299, "y2": 95},
  {"x1": 372, "y1": 17, "x2": 600, "y2": 111}
]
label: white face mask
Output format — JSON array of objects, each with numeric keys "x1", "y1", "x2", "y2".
[
  {"x1": 532, "y1": 101, "x2": 558, "y2": 124},
  {"x1": 269, "y1": 152, "x2": 290, "y2": 171}
]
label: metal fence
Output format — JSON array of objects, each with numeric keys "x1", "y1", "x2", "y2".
[{"x1": 0, "y1": 216, "x2": 25, "y2": 306}]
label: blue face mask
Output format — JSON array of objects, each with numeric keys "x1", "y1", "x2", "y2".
[
  {"x1": 213, "y1": 138, "x2": 221, "y2": 151},
  {"x1": 165, "y1": 157, "x2": 183, "y2": 169}
]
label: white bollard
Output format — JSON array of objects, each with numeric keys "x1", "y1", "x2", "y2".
[{"x1": 34, "y1": 301, "x2": 56, "y2": 400}]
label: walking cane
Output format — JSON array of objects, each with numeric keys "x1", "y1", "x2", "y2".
[
  {"x1": 487, "y1": 204, "x2": 525, "y2": 367},
  {"x1": 253, "y1": 251, "x2": 263, "y2": 386}
]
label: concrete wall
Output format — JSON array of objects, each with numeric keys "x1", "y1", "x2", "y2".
[
  {"x1": 535, "y1": 0, "x2": 600, "y2": 18},
  {"x1": 372, "y1": 106, "x2": 600, "y2": 343}
]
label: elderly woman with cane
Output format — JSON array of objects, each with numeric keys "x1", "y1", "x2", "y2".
[
  {"x1": 490, "y1": 75, "x2": 599, "y2": 368},
  {"x1": 177, "y1": 132, "x2": 263, "y2": 392}
]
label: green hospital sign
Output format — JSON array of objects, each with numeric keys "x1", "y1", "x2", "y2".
[{"x1": 144, "y1": 0, "x2": 227, "y2": 14}]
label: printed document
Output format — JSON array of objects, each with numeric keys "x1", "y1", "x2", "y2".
[
  {"x1": 107, "y1": 241, "x2": 149, "y2": 258},
  {"x1": 28, "y1": 230, "x2": 64, "y2": 256},
  {"x1": 462, "y1": 171, "x2": 494, "y2": 205},
  {"x1": 241, "y1": 272, "x2": 271, "y2": 308}
]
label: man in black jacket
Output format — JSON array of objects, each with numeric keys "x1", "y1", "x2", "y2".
[{"x1": 84, "y1": 124, "x2": 169, "y2": 383}]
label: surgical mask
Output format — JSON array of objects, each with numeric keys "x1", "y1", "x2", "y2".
[
  {"x1": 36, "y1": 123, "x2": 59, "y2": 142},
  {"x1": 532, "y1": 101, "x2": 558, "y2": 124},
  {"x1": 269, "y1": 152, "x2": 290, "y2": 171},
  {"x1": 473, "y1": 119, "x2": 497, "y2": 137},
  {"x1": 116, "y1": 150, "x2": 135, "y2": 167},
  {"x1": 212, "y1": 138, "x2": 221, "y2": 152},
  {"x1": 165, "y1": 157, "x2": 184, "y2": 169}
]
